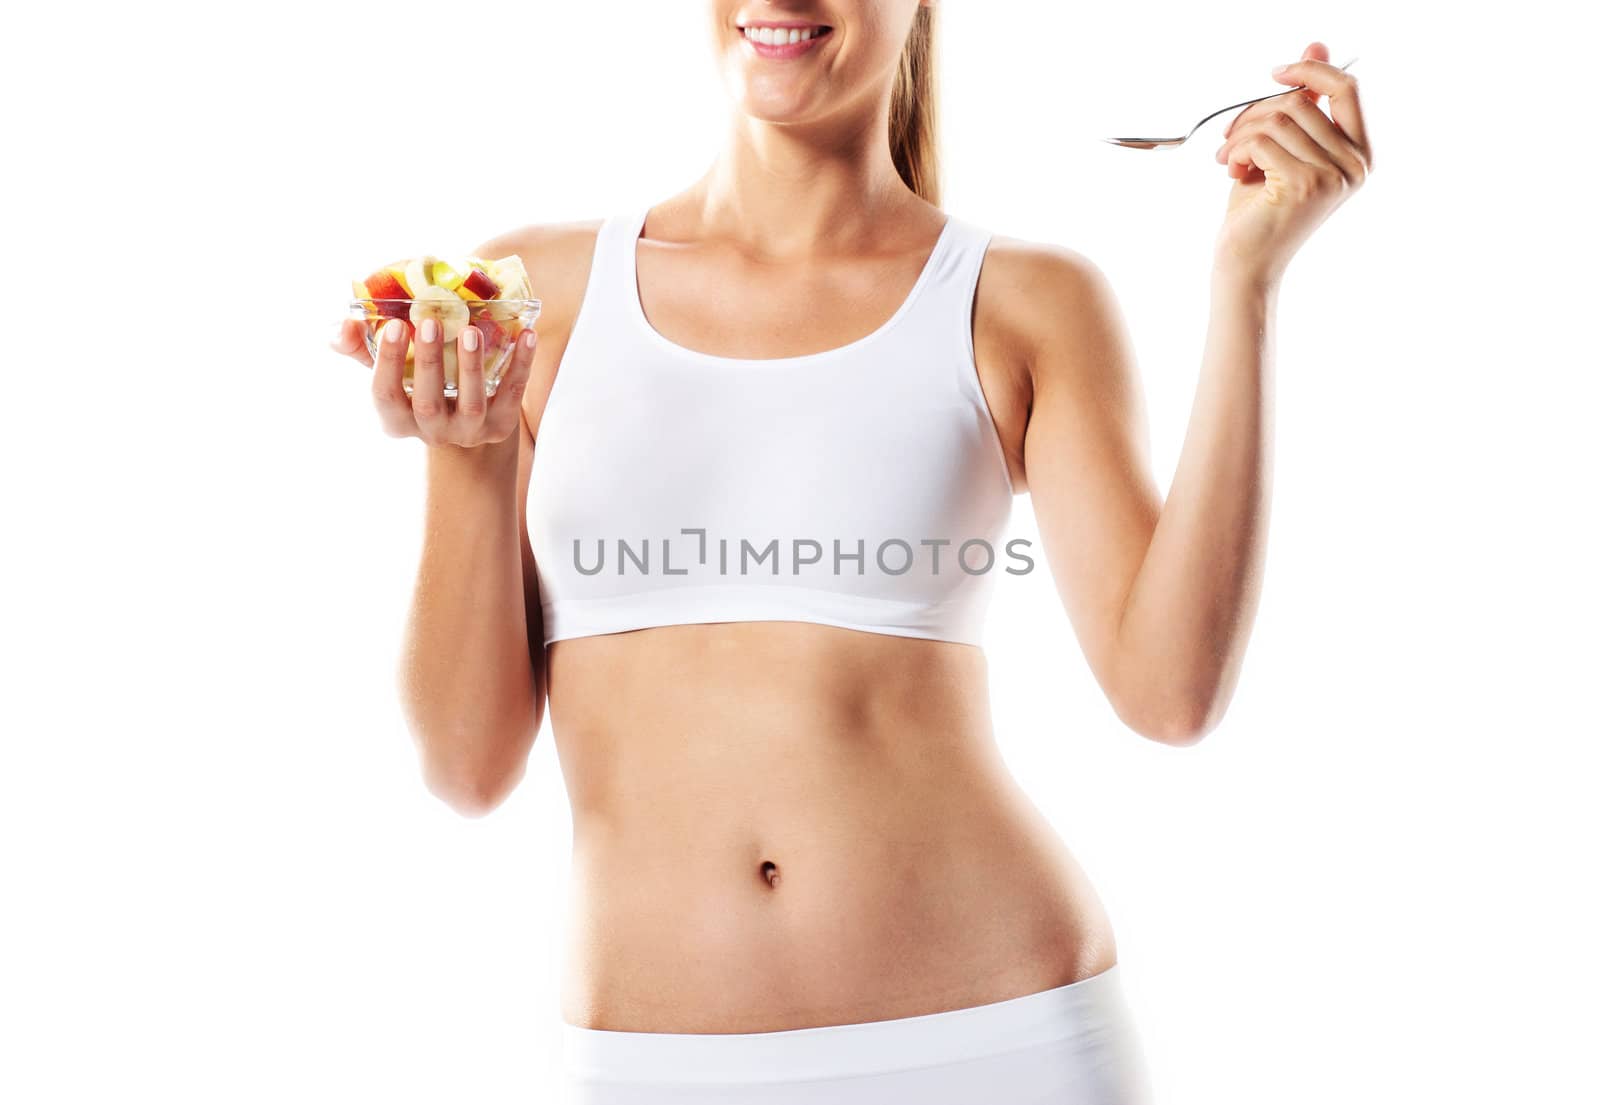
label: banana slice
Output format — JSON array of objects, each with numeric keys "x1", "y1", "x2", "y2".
[
  {"x1": 484, "y1": 255, "x2": 532, "y2": 320},
  {"x1": 409, "y1": 284, "x2": 470, "y2": 343},
  {"x1": 405, "y1": 256, "x2": 436, "y2": 295},
  {"x1": 488, "y1": 255, "x2": 531, "y2": 299}
]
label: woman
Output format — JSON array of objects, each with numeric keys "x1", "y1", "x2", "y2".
[{"x1": 329, "y1": 4, "x2": 1372, "y2": 1101}]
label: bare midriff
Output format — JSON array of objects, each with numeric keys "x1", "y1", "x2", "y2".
[{"x1": 547, "y1": 619, "x2": 1117, "y2": 1034}]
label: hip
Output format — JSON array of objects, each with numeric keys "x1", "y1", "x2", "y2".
[{"x1": 559, "y1": 961, "x2": 1153, "y2": 1105}]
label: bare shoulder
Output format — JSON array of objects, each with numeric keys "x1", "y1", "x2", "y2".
[
  {"x1": 969, "y1": 232, "x2": 1141, "y2": 493},
  {"x1": 976, "y1": 233, "x2": 1129, "y2": 384}
]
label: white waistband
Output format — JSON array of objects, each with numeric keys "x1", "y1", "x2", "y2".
[{"x1": 560, "y1": 964, "x2": 1132, "y2": 1085}]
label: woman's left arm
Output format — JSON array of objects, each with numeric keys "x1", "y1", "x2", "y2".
[{"x1": 1018, "y1": 43, "x2": 1372, "y2": 746}]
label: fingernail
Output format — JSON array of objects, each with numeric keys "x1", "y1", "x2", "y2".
[
  {"x1": 420, "y1": 318, "x2": 439, "y2": 343},
  {"x1": 522, "y1": 330, "x2": 537, "y2": 349},
  {"x1": 385, "y1": 318, "x2": 407, "y2": 343},
  {"x1": 330, "y1": 323, "x2": 348, "y2": 347},
  {"x1": 1272, "y1": 64, "x2": 1290, "y2": 75},
  {"x1": 461, "y1": 326, "x2": 480, "y2": 352}
]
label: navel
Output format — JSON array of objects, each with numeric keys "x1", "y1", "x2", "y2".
[{"x1": 759, "y1": 859, "x2": 781, "y2": 889}]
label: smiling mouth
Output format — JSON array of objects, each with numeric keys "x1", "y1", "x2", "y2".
[{"x1": 738, "y1": 24, "x2": 833, "y2": 46}]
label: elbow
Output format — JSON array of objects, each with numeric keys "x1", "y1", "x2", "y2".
[
  {"x1": 397, "y1": 673, "x2": 539, "y2": 817},
  {"x1": 1113, "y1": 690, "x2": 1223, "y2": 748},
  {"x1": 422, "y1": 755, "x2": 526, "y2": 817},
  {"x1": 412, "y1": 717, "x2": 532, "y2": 818},
  {"x1": 1142, "y1": 707, "x2": 1216, "y2": 747}
]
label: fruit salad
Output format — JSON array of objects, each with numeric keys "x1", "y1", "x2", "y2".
[{"x1": 349, "y1": 254, "x2": 541, "y2": 399}]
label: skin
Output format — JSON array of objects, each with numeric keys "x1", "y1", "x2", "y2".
[{"x1": 329, "y1": 12, "x2": 1372, "y2": 1032}]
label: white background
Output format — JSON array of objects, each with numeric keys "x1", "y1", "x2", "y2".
[{"x1": 4, "y1": 2, "x2": 1596, "y2": 1102}]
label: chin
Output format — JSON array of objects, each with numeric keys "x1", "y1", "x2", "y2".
[
  {"x1": 737, "y1": 95, "x2": 821, "y2": 126},
  {"x1": 720, "y1": 51, "x2": 832, "y2": 123},
  {"x1": 724, "y1": 70, "x2": 827, "y2": 125}
]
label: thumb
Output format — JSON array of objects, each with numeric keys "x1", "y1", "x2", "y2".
[{"x1": 330, "y1": 318, "x2": 375, "y2": 367}]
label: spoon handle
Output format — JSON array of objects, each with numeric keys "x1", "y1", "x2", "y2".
[{"x1": 1189, "y1": 57, "x2": 1358, "y2": 137}]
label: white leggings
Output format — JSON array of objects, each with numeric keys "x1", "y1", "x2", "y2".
[{"x1": 559, "y1": 964, "x2": 1155, "y2": 1104}]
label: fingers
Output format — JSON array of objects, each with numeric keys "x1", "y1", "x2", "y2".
[
  {"x1": 410, "y1": 318, "x2": 450, "y2": 440},
  {"x1": 1299, "y1": 41, "x2": 1331, "y2": 67},
  {"x1": 1270, "y1": 56, "x2": 1370, "y2": 165},
  {"x1": 454, "y1": 323, "x2": 488, "y2": 428},
  {"x1": 1232, "y1": 95, "x2": 1367, "y2": 185},
  {"x1": 1224, "y1": 44, "x2": 1325, "y2": 142},
  {"x1": 1217, "y1": 103, "x2": 1360, "y2": 189},
  {"x1": 1224, "y1": 131, "x2": 1319, "y2": 198},
  {"x1": 358, "y1": 301, "x2": 539, "y2": 445},
  {"x1": 330, "y1": 318, "x2": 375, "y2": 368},
  {"x1": 371, "y1": 318, "x2": 419, "y2": 438},
  {"x1": 482, "y1": 328, "x2": 539, "y2": 443},
  {"x1": 1241, "y1": 112, "x2": 1336, "y2": 178},
  {"x1": 1225, "y1": 82, "x2": 1320, "y2": 141}
]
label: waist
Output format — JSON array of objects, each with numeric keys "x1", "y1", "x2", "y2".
[
  {"x1": 547, "y1": 625, "x2": 1114, "y2": 1032},
  {"x1": 545, "y1": 622, "x2": 1007, "y2": 824},
  {"x1": 562, "y1": 804, "x2": 1115, "y2": 1032}
]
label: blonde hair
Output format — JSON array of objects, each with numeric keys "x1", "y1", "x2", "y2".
[{"x1": 888, "y1": 5, "x2": 940, "y2": 206}]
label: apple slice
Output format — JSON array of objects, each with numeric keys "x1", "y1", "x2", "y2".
[
  {"x1": 357, "y1": 269, "x2": 411, "y2": 319},
  {"x1": 459, "y1": 268, "x2": 500, "y2": 300},
  {"x1": 361, "y1": 270, "x2": 407, "y2": 299},
  {"x1": 472, "y1": 317, "x2": 515, "y2": 376},
  {"x1": 432, "y1": 259, "x2": 469, "y2": 292},
  {"x1": 352, "y1": 280, "x2": 408, "y2": 321},
  {"x1": 386, "y1": 264, "x2": 413, "y2": 296},
  {"x1": 474, "y1": 315, "x2": 506, "y2": 351},
  {"x1": 409, "y1": 284, "x2": 471, "y2": 343}
]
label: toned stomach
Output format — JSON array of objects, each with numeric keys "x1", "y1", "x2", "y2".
[{"x1": 545, "y1": 620, "x2": 1117, "y2": 1033}]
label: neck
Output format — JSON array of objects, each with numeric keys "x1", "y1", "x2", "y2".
[{"x1": 687, "y1": 97, "x2": 924, "y2": 256}]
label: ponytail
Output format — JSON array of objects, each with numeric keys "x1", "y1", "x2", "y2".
[{"x1": 889, "y1": 5, "x2": 940, "y2": 207}]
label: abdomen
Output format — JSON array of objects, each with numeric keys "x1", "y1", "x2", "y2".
[{"x1": 547, "y1": 622, "x2": 1118, "y2": 1033}]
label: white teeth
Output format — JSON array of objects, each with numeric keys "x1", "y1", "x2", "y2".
[{"x1": 742, "y1": 26, "x2": 819, "y2": 45}]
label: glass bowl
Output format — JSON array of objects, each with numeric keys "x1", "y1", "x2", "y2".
[{"x1": 348, "y1": 298, "x2": 541, "y2": 399}]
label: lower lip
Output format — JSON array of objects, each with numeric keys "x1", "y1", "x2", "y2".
[{"x1": 741, "y1": 29, "x2": 831, "y2": 59}]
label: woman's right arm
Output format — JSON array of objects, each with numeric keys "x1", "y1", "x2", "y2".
[
  {"x1": 401, "y1": 416, "x2": 543, "y2": 817},
  {"x1": 331, "y1": 255, "x2": 543, "y2": 817}
]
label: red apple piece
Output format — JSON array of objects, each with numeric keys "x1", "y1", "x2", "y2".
[
  {"x1": 362, "y1": 269, "x2": 411, "y2": 319},
  {"x1": 460, "y1": 268, "x2": 500, "y2": 300}
]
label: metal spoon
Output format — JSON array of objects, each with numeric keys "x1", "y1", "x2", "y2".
[{"x1": 1103, "y1": 57, "x2": 1357, "y2": 149}]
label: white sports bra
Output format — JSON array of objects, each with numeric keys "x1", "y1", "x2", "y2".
[{"x1": 527, "y1": 207, "x2": 1016, "y2": 646}]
